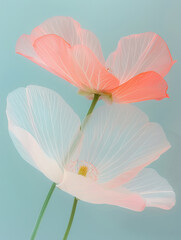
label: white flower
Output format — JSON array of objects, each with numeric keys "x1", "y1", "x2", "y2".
[{"x1": 6, "y1": 85, "x2": 175, "y2": 211}]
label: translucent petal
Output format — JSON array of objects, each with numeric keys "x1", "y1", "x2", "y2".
[
  {"x1": 79, "y1": 104, "x2": 170, "y2": 186},
  {"x1": 111, "y1": 71, "x2": 169, "y2": 103},
  {"x1": 6, "y1": 86, "x2": 81, "y2": 182},
  {"x1": 123, "y1": 168, "x2": 175, "y2": 210},
  {"x1": 15, "y1": 16, "x2": 104, "y2": 67},
  {"x1": 57, "y1": 170, "x2": 146, "y2": 212},
  {"x1": 16, "y1": 34, "x2": 63, "y2": 77},
  {"x1": 9, "y1": 126, "x2": 62, "y2": 183},
  {"x1": 30, "y1": 16, "x2": 105, "y2": 65},
  {"x1": 106, "y1": 32, "x2": 175, "y2": 84},
  {"x1": 16, "y1": 34, "x2": 44, "y2": 66},
  {"x1": 33, "y1": 34, "x2": 119, "y2": 91}
]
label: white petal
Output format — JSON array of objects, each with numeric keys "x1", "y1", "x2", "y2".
[
  {"x1": 57, "y1": 170, "x2": 146, "y2": 212},
  {"x1": 123, "y1": 168, "x2": 175, "y2": 210},
  {"x1": 6, "y1": 86, "x2": 81, "y2": 183},
  {"x1": 106, "y1": 32, "x2": 175, "y2": 84},
  {"x1": 9, "y1": 126, "x2": 62, "y2": 183},
  {"x1": 31, "y1": 16, "x2": 105, "y2": 65},
  {"x1": 79, "y1": 104, "x2": 170, "y2": 186}
]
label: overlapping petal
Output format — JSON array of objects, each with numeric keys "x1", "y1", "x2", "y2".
[
  {"x1": 59, "y1": 168, "x2": 175, "y2": 211},
  {"x1": 9, "y1": 126, "x2": 62, "y2": 183},
  {"x1": 33, "y1": 34, "x2": 119, "y2": 91},
  {"x1": 16, "y1": 34, "x2": 62, "y2": 76},
  {"x1": 16, "y1": 18, "x2": 175, "y2": 103},
  {"x1": 58, "y1": 170, "x2": 146, "y2": 212},
  {"x1": 6, "y1": 86, "x2": 81, "y2": 183},
  {"x1": 59, "y1": 103, "x2": 174, "y2": 210},
  {"x1": 30, "y1": 16, "x2": 105, "y2": 65},
  {"x1": 16, "y1": 16, "x2": 105, "y2": 69},
  {"x1": 7, "y1": 86, "x2": 175, "y2": 211},
  {"x1": 106, "y1": 32, "x2": 175, "y2": 84},
  {"x1": 110, "y1": 71, "x2": 169, "y2": 103},
  {"x1": 79, "y1": 104, "x2": 170, "y2": 186},
  {"x1": 123, "y1": 168, "x2": 175, "y2": 209}
]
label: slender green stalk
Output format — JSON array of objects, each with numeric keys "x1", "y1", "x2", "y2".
[
  {"x1": 86, "y1": 94, "x2": 100, "y2": 116},
  {"x1": 30, "y1": 94, "x2": 100, "y2": 240},
  {"x1": 61, "y1": 94, "x2": 100, "y2": 240},
  {"x1": 30, "y1": 183, "x2": 56, "y2": 240},
  {"x1": 62, "y1": 198, "x2": 78, "y2": 240},
  {"x1": 81, "y1": 94, "x2": 100, "y2": 130},
  {"x1": 64, "y1": 94, "x2": 100, "y2": 163}
]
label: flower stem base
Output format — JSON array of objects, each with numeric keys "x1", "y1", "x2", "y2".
[{"x1": 63, "y1": 197, "x2": 78, "y2": 240}]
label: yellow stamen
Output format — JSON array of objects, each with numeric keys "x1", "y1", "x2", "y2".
[{"x1": 78, "y1": 166, "x2": 88, "y2": 177}]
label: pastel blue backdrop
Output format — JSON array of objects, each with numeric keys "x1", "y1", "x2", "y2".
[{"x1": 0, "y1": 0, "x2": 180, "y2": 239}]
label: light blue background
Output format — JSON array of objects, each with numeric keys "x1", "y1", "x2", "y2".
[{"x1": 0, "y1": 0, "x2": 180, "y2": 239}]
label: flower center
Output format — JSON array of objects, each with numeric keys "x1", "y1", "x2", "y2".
[
  {"x1": 78, "y1": 166, "x2": 88, "y2": 177},
  {"x1": 65, "y1": 160, "x2": 98, "y2": 181},
  {"x1": 78, "y1": 89, "x2": 112, "y2": 103}
]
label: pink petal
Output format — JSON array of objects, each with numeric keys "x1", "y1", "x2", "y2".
[
  {"x1": 30, "y1": 16, "x2": 105, "y2": 65},
  {"x1": 58, "y1": 170, "x2": 146, "y2": 212},
  {"x1": 33, "y1": 34, "x2": 119, "y2": 91},
  {"x1": 111, "y1": 71, "x2": 169, "y2": 103},
  {"x1": 106, "y1": 32, "x2": 175, "y2": 84},
  {"x1": 16, "y1": 34, "x2": 63, "y2": 77},
  {"x1": 16, "y1": 34, "x2": 47, "y2": 68}
]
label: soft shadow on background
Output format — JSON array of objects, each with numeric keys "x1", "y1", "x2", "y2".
[{"x1": 0, "y1": 0, "x2": 180, "y2": 239}]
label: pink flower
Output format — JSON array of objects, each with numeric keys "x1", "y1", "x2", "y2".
[
  {"x1": 16, "y1": 17, "x2": 175, "y2": 103},
  {"x1": 7, "y1": 85, "x2": 175, "y2": 211}
]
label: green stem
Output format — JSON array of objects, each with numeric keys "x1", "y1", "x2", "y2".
[
  {"x1": 30, "y1": 183, "x2": 56, "y2": 240},
  {"x1": 30, "y1": 94, "x2": 100, "y2": 240},
  {"x1": 81, "y1": 94, "x2": 100, "y2": 130},
  {"x1": 62, "y1": 94, "x2": 100, "y2": 166},
  {"x1": 61, "y1": 94, "x2": 100, "y2": 240},
  {"x1": 86, "y1": 94, "x2": 100, "y2": 116},
  {"x1": 62, "y1": 198, "x2": 78, "y2": 240}
]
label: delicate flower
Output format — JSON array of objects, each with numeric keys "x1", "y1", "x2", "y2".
[
  {"x1": 7, "y1": 85, "x2": 175, "y2": 211},
  {"x1": 16, "y1": 17, "x2": 175, "y2": 103}
]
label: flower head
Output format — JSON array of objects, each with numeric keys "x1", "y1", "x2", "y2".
[
  {"x1": 7, "y1": 86, "x2": 175, "y2": 211},
  {"x1": 16, "y1": 17, "x2": 175, "y2": 103}
]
